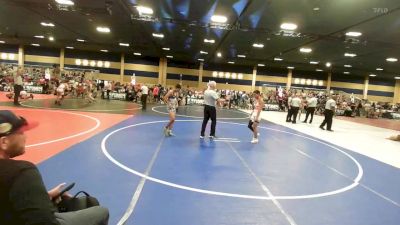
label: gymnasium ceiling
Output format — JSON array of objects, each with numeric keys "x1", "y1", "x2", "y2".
[{"x1": 0, "y1": 0, "x2": 400, "y2": 80}]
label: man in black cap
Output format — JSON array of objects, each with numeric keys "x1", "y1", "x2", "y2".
[{"x1": 0, "y1": 110, "x2": 109, "y2": 225}]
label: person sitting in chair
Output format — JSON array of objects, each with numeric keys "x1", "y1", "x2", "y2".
[{"x1": 0, "y1": 110, "x2": 109, "y2": 225}]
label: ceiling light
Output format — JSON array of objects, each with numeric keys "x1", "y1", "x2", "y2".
[
  {"x1": 119, "y1": 43, "x2": 129, "y2": 47},
  {"x1": 287, "y1": 66, "x2": 295, "y2": 69},
  {"x1": 394, "y1": 76, "x2": 400, "y2": 80},
  {"x1": 198, "y1": 59, "x2": 204, "y2": 61},
  {"x1": 345, "y1": 31, "x2": 362, "y2": 37},
  {"x1": 316, "y1": 69, "x2": 323, "y2": 72},
  {"x1": 253, "y1": 43, "x2": 264, "y2": 48},
  {"x1": 238, "y1": 73, "x2": 243, "y2": 79},
  {"x1": 231, "y1": 73, "x2": 237, "y2": 79},
  {"x1": 77, "y1": 39, "x2": 86, "y2": 42},
  {"x1": 48, "y1": 36, "x2": 54, "y2": 41},
  {"x1": 96, "y1": 26, "x2": 110, "y2": 33},
  {"x1": 136, "y1": 6, "x2": 153, "y2": 15},
  {"x1": 228, "y1": 61, "x2": 234, "y2": 64},
  {"x1": 55, "y1": 0, "x2": 74, "y2": 5},
  {"x1": 75, "y1": 59, "x2": 81, "y2": 65},
  {"x1": 217, "y1": 52, "x2": 222, "y2": 57},
  {"x1": 212, "y1": 71, "x2": 218, "y2": 77},
  {"x1": 343, "y1": 72, "x2": 350, "y2": 74},
  {"x1": 162, "y1": 47, "x2": 170, "y2": 51},
  {"x1": 90, "y1": 60, "x2": 96, "y2": 67},
  {"x1": 0, "y1": 41, "x2": 5, "y2": 44},
  {"x1": 166, "y1": 55, "x2": 173, "y2": 58},
  {"x1": 134, "y1": 52, "x2": 141, "y2": 56},
  {"x1": 313, "y1": 7, "x2": 320, "y2": 11},
  {"x1": 258, "y1": 64, "x2": 265, "y2": 67},
  {"x1": 152, "y1": 33, "x2": 164, "y2": 38},
  {"x1": 66, "y1": 46, "x2": 74, "y2": 49},
  {"x1": 386, "y1": 57, "x2": 398, "y2": 62},
  {"x1": 369, "y1": 74, "x2": 377, "y2": 77},
  {"x1": 211, "y1": 15, "x2": 227, "y2": 23},
  {"x1": 1, "y1": 53, "x2": 7, "y2": 59},
  {"x1": 97, "y1": 61, "x2": 103, "y2": 67},
  {"x1": 82, "y1": 59, "x2": 89, "y2": 66},
  {"x1": 312, "y1": 80, "x2": 318, "y2": 86},
  {"x1": 376, "y1": 68, "x2": 383, "y2": 71},
  {"x1": 100, "y1": 49, "x2": 108, "y2": 52},
  {"x1": 274, "y1": 57, "x2": 283, "y2": 61},
  {"x1": 218, "y1": 72, "x2": 224, "y2": 78},
  {"x1": 104, "y1": 61, "x2": 110, "y2": 68},
  {"x1": 204, "y1": 39, "x2": 215, "y2": 44},
  {"x1": 41, "y1": 22, "x2": 55, "y2": 27},
  {"x1": 300, "y1": 48, "x2": 312, "y2": 53},
  {"x1": 326, "y1": 62, "x2": 331, "y2": 67},
  {"x1": 34, "y1": 35, "x2": 45, "y2": 39},
  {"x1": 237, "y1": 54, "x2": 246, "y2": 58},
  {"x1": 344, "y1": 65, "x2": 352, "y2": 68},
  {"x1": 344, "y1": 53, "x2": 357, "y2": 57},
  {"x1": 225, "y1": 72, "x2": 231, "y2": 78},
  {"x1": 31, "y1": 43, "x2": 40, "y2": 46},
  {"x1": 200, "y1": 51, "x2": 208, "y2": 55},
  {"x1": 310, "y1": 61, "x2": 319, "y2": 64},
  {"x1": 280, "y1": 23, "x2": 297, "y2": 30}
]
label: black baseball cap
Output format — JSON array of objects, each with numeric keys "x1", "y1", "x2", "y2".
[{"x1": 0, "y1": 110, "x2": 38, "y2": 136}]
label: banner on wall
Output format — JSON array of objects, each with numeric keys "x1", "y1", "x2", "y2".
[
  {"x1": 263, "y1": 104, "x2": 280, "y2": 111},
  {"x1": 24, "y1": 85, "x2": 43, "y2": 93}
]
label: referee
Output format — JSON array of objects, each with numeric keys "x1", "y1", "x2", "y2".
[
  {"x1": 320, "y1": 95, "x2": 336, "y2": 131},
  {"x1": 200, "y1": 81, "x2": 223, "y2": 139},
  {"x1": 13, "y1": 67, "x2": 24, "y2": 106}
]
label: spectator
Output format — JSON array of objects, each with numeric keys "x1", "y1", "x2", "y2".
[
  {"x1": 0, "y1": 110, "x2": 109, "y2": 225},
  {"x1": 140, "y1": 84, "x2": 149, "y2": 110}
]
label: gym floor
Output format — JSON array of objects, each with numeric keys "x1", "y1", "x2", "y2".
[{"x1": 1, "y1": 94, "x2": 399, "y2": 225}]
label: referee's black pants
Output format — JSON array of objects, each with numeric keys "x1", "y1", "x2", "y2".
[
  {"x1": 13, "y1": 84, "x2": 23, "y2": 105},
  {"x1": 286, "y1": 107, "x2": 293, "y2": 122},
  {"x1": 201, "y1": 105, "x2": 216, "y2": 136},
  {"x1": 291, "y1": 106, "x2": 299, "y2": 123},
  {"x1": 304, "y1": 107, "x2": 316, "y2": 123},
  {"x1": 320, "y1": 109, "x2": 334, "y2": 130},
  {"x1": 141, "y1": 94, "x2": 148, "y2": 110}
]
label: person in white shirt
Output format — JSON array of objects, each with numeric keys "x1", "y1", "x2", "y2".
[
  {"x1": 200, "y1": 81, "x2": 224, "y2": 139},
  {"x1": 320, "y1": 95, "x2": 337, "y2": 131},
  {"x1": 140, "y1": 84, "x2": 149, "y2": 110},
  {"x1": 13, "y1": 67, "x2": 24, "y2": 106},
  {"x1": 285, "y1": 92, "x2": 293, "y2": 122},
  {"x1": 290, "y1": 93, "x2": 302, "y2": 124},
  {"x1": 303, "y1": 93, "x2": 318, "y2": 124},
  {"x1": 105, "y1": 81, "x2": 113, "y2": 100}
]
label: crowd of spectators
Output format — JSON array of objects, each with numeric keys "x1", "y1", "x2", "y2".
[{"x1": 1, "y1": 63, "x2": 399, "y2": 119}]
